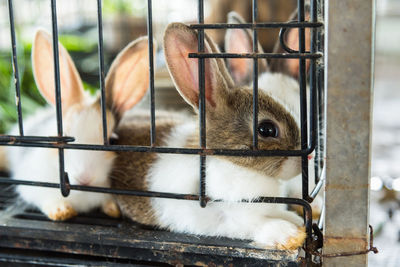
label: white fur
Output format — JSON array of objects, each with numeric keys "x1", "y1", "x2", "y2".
[
  {"x1": 6, "y1": 31, "x2": 152, "y2": 219},
  {"x1": 282, "y1": 153, "x2": 324, "y2": 213},
  {"x1": 143, "y1": 73, "x2": 318, "y2": 248},
  {"x1": 258, "y1": 72, "x2": 303, "y2": 123},
  {"x1": 141, "y1": 23, "x2": 307, "y2": 248},
  {"x1": 7, "y1": 101, "x2": 115, "y2": 215},
  {"x1": 148, "y1": 121, "x2": 303, "y2": 247},
  {"x1": 258, "y1": 72, "x2": 323, "y2": 213}
]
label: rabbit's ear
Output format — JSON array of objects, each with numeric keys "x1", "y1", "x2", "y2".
[
  {"x1": 270, "y1": 6, "x2": 311, "y2": 79},
  {"x1": 224, "y1": 12, "x2": 268, "y2": 85},
  {"x1": 32, "y1": 30, "x2": 84, "y2": 109},
  {"x1": 164, "y1": 23, "x2": 233, "y2": 110},
  {"x1": 105, "y1": 37, "x2": 154, "y2": 117}
]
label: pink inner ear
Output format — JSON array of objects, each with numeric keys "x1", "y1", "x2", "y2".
[
  {"x1": 226, "y1": 29, "x2": 252, "y2": 84},
  {"x1": 105, "y1": 37, "x2": 153, "y2": 115},
  {"x1": 227, "y1": 28, "x2": 252, "y2": 53},
  {"x1": 33, "y1": 37, "x2": 56, "y2": 105},
  {"x1": 229, "y1": 58, "x2": 250, "y2": 84},
  {"x1": 33, "y1": 30, "x2": 84, "y2": 109},
  {"x1": 168, "y1": 32, "x2": 216, "y2": 108},
  {"x1": 112, "y1": 55, "x2": 144, "y2": 113},
  {"x1": 175, "y1": 38, "x2": 199, "y2": 98},
  {"x1": 286, "y1": 27, "x2": 311, "y2": 77},
  {"x1": 204, "y1": 60, "x2": 216, "y2": 107}
]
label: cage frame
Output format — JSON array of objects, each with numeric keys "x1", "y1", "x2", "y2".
[
  {"x1": 323, "y1": 0, "x2": 375, "y2": 266},
  {"x1": 0, "y1": 0, "x2": 374, "y2": 266}
]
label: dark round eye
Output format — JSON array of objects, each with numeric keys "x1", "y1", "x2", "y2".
[{"x1": 257, "y1": 120, "x2": 279, "y2": 138}]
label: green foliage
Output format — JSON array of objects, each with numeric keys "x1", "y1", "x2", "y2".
[
  {"x1": 103, "y1": 0, "x2": 146, "y2": 17},
  {"x1": 0, "y1": 42, "x2": 45, "y2": 134}
]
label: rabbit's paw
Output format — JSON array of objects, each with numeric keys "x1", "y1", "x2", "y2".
[
  {"x1": 254, "y1": 220, "x2": 305, "y2": 250},
  {"x1": 102, "y1": 199, "x2": 121, "y2": 218},
  {"x1": 310, "y1": 196, "x2": 323, "y2": 220},
  {"x1": 45, "y1": 202, "x2": 77, "y2": 221},
  {"x1": 291, "y1": 197, "x2": 322, "y2": 220},
  {"x1": 276, "y1": 227, "x2": 306, "y2": 250}
]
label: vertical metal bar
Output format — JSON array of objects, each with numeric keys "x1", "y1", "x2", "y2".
[
  {"x1": 297, "y1": 0, "x2": 309, "y2": 201},
  {"x1": 50, "y1": 0, "x2": 69, "y2": 197},
  {"x1": 147, "y1": 0, "x2": 156, "y2": 146},
  {"x1": 314, "y1": 71, "x2": 320, "y2": 183},
  {"x1": 316, "y1": 0, "x2": 326, "y2": 183},
  {"x1": 309, "y1": 0, "x2": 318, "y2": 185},
  {"x1": 323, "y1": 0, "x2": 374, "y2": 265},
  {"x1": 251, "y1": 0, "x2": 258, "y2": 150},
  {"x1": 315, "y1": 66, "x2": 324, "y2": 183},
  {"x1": 7, "y1": 0, "x2": 24, "y2": 136},
  {"x1": 198, "y1": 0, "x2": 207, "y2": 208},
  {"x1": 304, "y1": 2, "x2": 319, "y2": 262},
  {"x1": 96, "y1": 0, "x2": 109, "y2": 145}
]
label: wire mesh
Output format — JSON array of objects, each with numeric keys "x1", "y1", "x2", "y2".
[{"x1": 0, "y1": 0, "x2": 325, "y2": 264}]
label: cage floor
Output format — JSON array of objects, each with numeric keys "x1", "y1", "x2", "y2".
[{"x1": 0, "y1": 183, "x2": 301, "y2": 267}]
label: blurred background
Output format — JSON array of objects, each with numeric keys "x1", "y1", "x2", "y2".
[
  {"x1": 0, "y1": 0, "x2": 299, "y2": 133},
  {"x1": 369, "y1": 0, "x2": 400, "y2": 266},
  {"x1": 0, "y1": 0, "x2": 203, "y2": 133},
  {"x1": 0, "y1": 0, "x2": 398, "y2": 265}
]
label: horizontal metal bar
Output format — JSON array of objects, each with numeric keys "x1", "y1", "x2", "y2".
[
  {"x1": 190, "y1": 21, "x2": 323, "y2": 29},
  {"x1": 0, "y1": 135, "x2": 74, "y2": 143},
  {"x1": 189, "y1": 52, "x2": 322, "y2": 59},
  {"x1": 0, "y1": 178, "x2": 311, "y2": 208},
  {"x1": 0, "y1": 177, "x2": 313, "y2": 250},
  {"x1": 0, "y1": 142, "x2": 315, "y2": 157}
]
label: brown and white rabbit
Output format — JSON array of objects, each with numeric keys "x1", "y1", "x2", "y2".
[
  {"x1": 6, "y1": 30, "x2": 154, "y2": 221},
  {"x1": 224, "y1": 10, "x2": 322, "y2": 218},
  {"x1": 111, "y1": 23, "x2": 306, "y2": 250}
]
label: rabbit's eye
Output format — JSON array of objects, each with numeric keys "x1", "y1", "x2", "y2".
[{"x1": 257, "y1": 120, "x2": 279, "y2": 138}]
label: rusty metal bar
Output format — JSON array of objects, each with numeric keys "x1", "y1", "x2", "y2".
[
  {"x1": 323, "y1": 0, "x2": 375, "y2": 266},
  {"x1": 197, "y1": 0, "x2": 207, "y2": 208},
  {"x1": 49, "y1": 0, "x2": 69, "y2": 197}
]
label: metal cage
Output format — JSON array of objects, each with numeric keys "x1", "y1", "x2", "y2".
[{"x1": 0, "y1": 0, "x2": 374, "y2": 266}]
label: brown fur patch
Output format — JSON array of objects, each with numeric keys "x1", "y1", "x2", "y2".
[
  {"x1": 110, "y1": 113, "x2": 181, "y2": 225},
  {"x1": 0, "y1": 147, "x2": 8, "y2": 172}
]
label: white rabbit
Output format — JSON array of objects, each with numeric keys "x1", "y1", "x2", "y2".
[
  {"x1": 224, "y1": 10, "x2": 323, "y2": 218},
  {"x1": 111, "y1": 22, "x2": 306, "y2": 250},
  {"x1": 6, "y1": 30, "x2": 154, "y2": 221}
]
